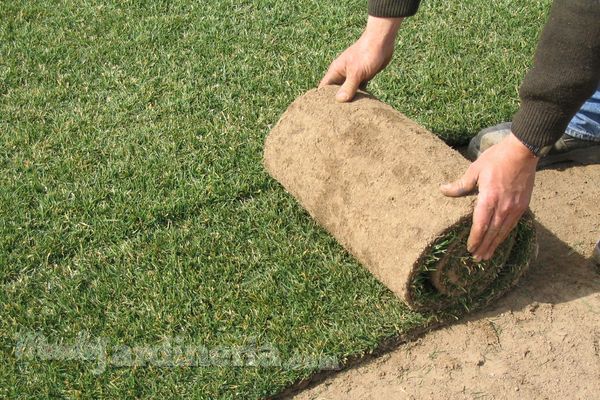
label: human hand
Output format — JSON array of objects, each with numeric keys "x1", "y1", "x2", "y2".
[
  {"x1": 319, "y1": 16, "x2": 403, "y2": 102},
  {"x1": 440, "y1": 133, "x2": 539, "y2": 261}
]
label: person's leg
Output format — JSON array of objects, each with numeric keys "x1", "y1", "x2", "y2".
[
  {"x1": 565, "y1": 87, "x2": 600, "y2": 142},
  {"x1": 468, "y1": 86, "x2": 600, "y2": 165},
  {"x1": 539, "y1": 86, "x2": 600, "y2": 166}
]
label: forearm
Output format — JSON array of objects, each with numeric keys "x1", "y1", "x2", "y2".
[
  {"x1": 512, "y1": 0, "x2": 600, "y2": 154},
  {"x1": 362, "y1": 16, "x2": 403, "y2": 48}
]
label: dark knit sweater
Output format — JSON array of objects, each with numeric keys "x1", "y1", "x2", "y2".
[{"x1": 368, "y1": 0, "x2": 600, "y2": 152}]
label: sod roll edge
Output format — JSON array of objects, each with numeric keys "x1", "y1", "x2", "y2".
[{"x1": 263, "y1": 86, "x2": 537, "y2": 313}]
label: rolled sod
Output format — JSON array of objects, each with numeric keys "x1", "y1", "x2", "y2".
[{"x1": 263, "y1": 86, "x2": 537, "y2": 313}]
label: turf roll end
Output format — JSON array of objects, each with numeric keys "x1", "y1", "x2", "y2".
[{"x1": 408, "y1": 213, "x2": 537, "y2": 312}]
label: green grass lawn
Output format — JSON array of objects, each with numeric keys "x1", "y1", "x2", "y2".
[{"x1": 1, "y1": 0, "x2": 549, "y2": 398}]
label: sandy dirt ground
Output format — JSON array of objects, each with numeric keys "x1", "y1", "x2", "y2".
[{"x1": 291, "y1": 163, "x2": 600, "y2": 400}]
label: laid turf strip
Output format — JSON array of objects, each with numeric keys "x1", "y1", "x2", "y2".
[{"x1": 1, "y1": 0, "x2": 549, "y2": 398}]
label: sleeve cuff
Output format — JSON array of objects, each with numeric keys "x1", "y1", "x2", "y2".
[
  {"x1": 511, "y1": 101, "x2": 570, "y2": 152},
  {"x1": 368, "y1": 0, "x2": 421, "y2": 18}
]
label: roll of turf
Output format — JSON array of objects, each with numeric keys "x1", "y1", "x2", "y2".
[{"x1": 263, "y1": 86, "x2": 537, "y2": 313}]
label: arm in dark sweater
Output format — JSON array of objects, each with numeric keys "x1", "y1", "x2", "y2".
[
  {"x1": 368, "y1": 0, "x2": 600, "y2": 152},
  {"x1": 511, "y1": 0, "x2": 600, "y2": 152},
  {"x1": 368, "y1": 0, "x2": 420, "y2": 17}
]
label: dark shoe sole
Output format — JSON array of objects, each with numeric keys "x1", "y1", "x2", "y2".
[{"x1": 538, "y1": 146, "x2": 600, "y2": 168}]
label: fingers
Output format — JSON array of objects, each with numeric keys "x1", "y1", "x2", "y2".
[
  {"x1": 440, "y1": 164, "x2": 479, "y2": 197},
  {"x1": 467, "y1": 195, "x2": 495, "y2": 259},
  {"x1": 482, "y1": 212, "x2": 521, "y2": 260},
  {"x1": 471, "y1": 211, "x2": 503, "y2": 261},
  {"x1": 319, "y1": 62, "x2": 345, "y2": 89},
  {"x1": 470, "y1": 200, "x2": 525, "y2": 260},
  {"x1": 335, "y1": 73, "x2": 362, "y2": 102},
  {"x1": 319, "y1": 60, "x2": 363, "y2": 102}
]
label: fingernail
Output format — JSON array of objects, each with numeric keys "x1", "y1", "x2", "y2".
[{"x1": 336, "y1": 91, "x2": 348, "y2": 102}]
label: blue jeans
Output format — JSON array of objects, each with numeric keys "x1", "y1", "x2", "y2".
[{"x1": 566, "y1": 87, "x2": 600, "y2": 142}]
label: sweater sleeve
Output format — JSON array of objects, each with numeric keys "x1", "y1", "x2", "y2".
[
  {"x1": 511, "y1": 0, "x2": 600, "y2": 152},
  {"x1": 368, "y1": 0, "x2": 421, "y2": 18}
]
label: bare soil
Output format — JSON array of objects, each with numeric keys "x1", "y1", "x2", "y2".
[{"x1": 291, "y1": 163, "x2": 600, "y2": 400}]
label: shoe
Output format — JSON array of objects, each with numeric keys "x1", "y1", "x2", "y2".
[
  {"x1": 467, "y1": 122, "x2": 600, "y2": 168},
  {"x1": 467, "y1": 122, "x2": 512, "y2": 160},
  {"x1": 542, "y1": 134, "x2": 600, "y2": 167},
  {"x1": 594, "y1": 240, "x2": 600, "y2": 266}
]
